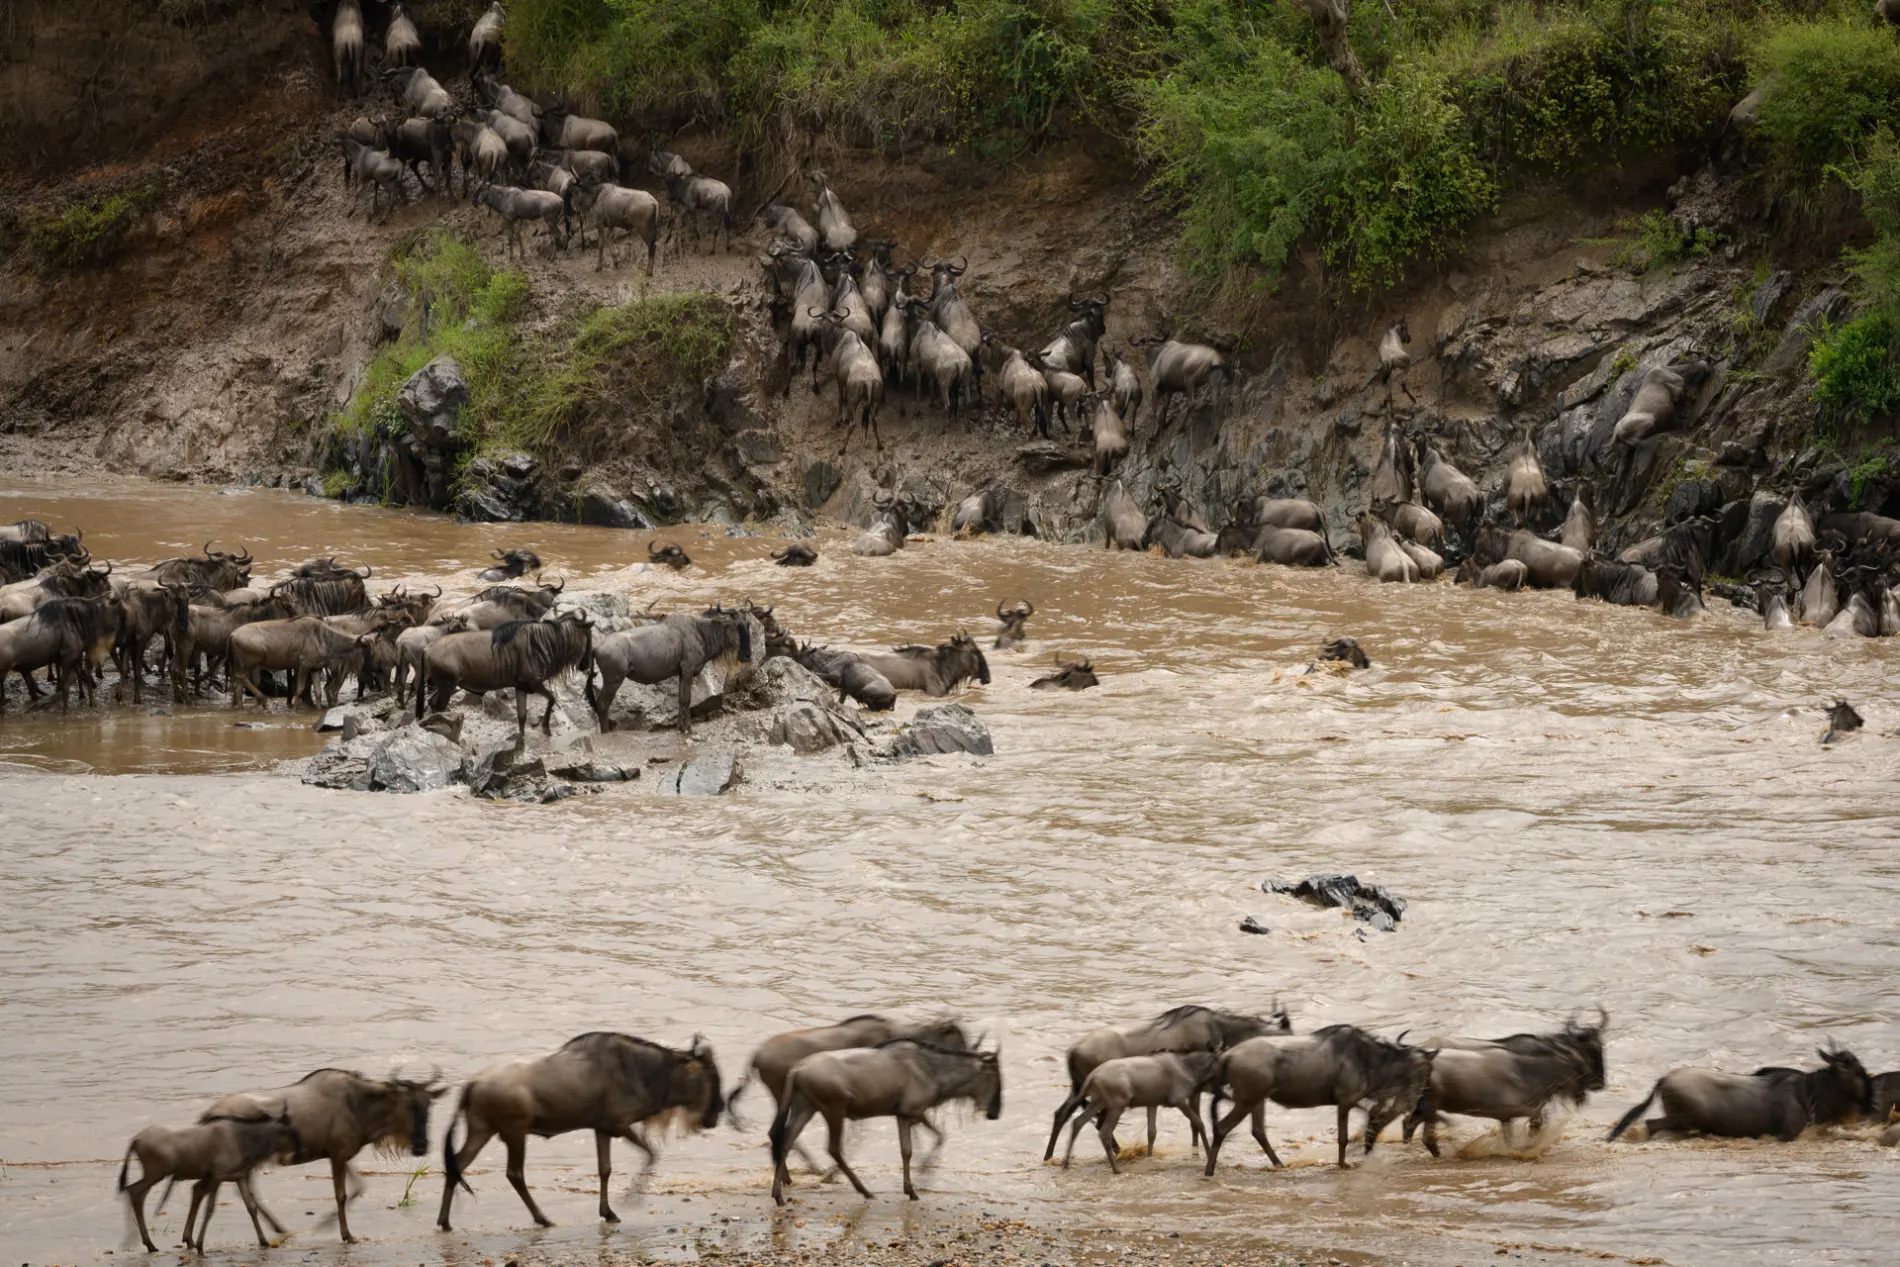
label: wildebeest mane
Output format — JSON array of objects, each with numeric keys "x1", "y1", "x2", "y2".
[
  {"x1": 874, "y1": 1036, "x2": 989, "y2": 1059},
  {"x1": 835, "y1": 1012, "x2": 889, "y2": 1024},
  {"x1": 37, "y1": 596, "x2": 113, "y2": 644},
  {"x1": 1153, "y1": 1004, "x2": 1215, "y2": 1028},
  {"x1": 8, "y1": 519, "x2": 50, "y2": 541},
  {"x1": 492, "y1": 618, "x2": 591, "y2": 681}
]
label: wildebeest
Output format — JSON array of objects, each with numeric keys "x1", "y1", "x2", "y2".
[
  {"x1": 393, "y1": 612, "x2": 472, "y2": 705},
  {"x1": 0, "y1": 557, "x2": 113, "y2": 624},
  {"x1": 1039, "y1": 295, "x2": 1110, "y2": 388},
  {"x1": 1608, "y1": 1047, "x2": 1871, "y2": 1142},
  {"x1": 1403, "y1": 1011, "x2": 1608, "y2": 1154},
  {"x1": 759, "y1": 203, "x2": 820, "y2": 254},
  {"x1": 1870, "y1": 1069, "x2": 1900, "y2": 1121},
  {"x1": 1034, "y1": 353, "x2": 1087, "y2": 432},
  {"x1": 1320, "y1": 636, "x2": 1369, "y2": 669},
  {"x1": 1821, "y1": 699, "x2": 1863, "y2": 744},
  {"x1": 1363, "y1": 517, "x2": 1419, "y2": 583},
  {"x1": 1506, "y1": 426, "x2": 1548, "y2": 526},
  {"x1": 1060, "y1": 1050, "x2": 1222, "y2": 1172},
  {"x1": 202, "y1": 1067, "x2": 445, "y2": 1244},
  {"x1": 142, "y1": 544, "x2": 252, "y2": 593},
  {"x1": 809, "y1": 170, "x2": 857, "y2": 254},
  {"x1": 1090, "y1": 394, "x2": 1130, "y2": 475},
  {"x1": 468, "y1": 0, "x2": 505, "y2": 71},
  {"x1": 1375, "y1": 317, "x2": 1414, "y2": 408},
  {"x1": 1611, "y1": 361, "x2": 1712, "y2": 451},
  {"x1": 0, "y1": 594, "x2": 121, "y2": 711},
  {"x1": 861, "y1": 631, "x2": 990, "y2": 695},
  {"x1": 650, "y1": 149, "x2": 733, "y2": 253},
  {"x1": 1135, "y1": 335, "x2": 1235, "y2": 430},
  {"x1": 440, "y1": 578, "x2": 565, "y2": 630},
  {"x1": 1475, "y1": 524, "x2": 1584, "y2": 589},
  {"x1": 1203, "y1": 1026, "x2": 1438, "y2": 1171},
  {"x1": 112, "y1": 580, "x2": 189, "y2": 703},
  {"x1": 1775, "y1": 493, "x2": 1816, "y2": 583},
  {"x1": 1030, "y1": 653, "x2": 1098, "y2": 690},
  {"x1": 476, "y1": 180, "x2": 567, "y2": 257},
  {"x1": 852, "y1": 496, "x2": 909, "y2": 557},
  {"x1": 1758, "y1": 582, "x2": 1795, "y2": 630},
  {"x1": 773, "y1": 544, "x2": 818, "y2": 567},
  {"x1": 272, "y1": 572, "x2": 370, "y2": 618},
  {"x1": 1818, "y1": 509, "x2": 1900, "y2": 550},
  {"x1": 994, "y1": 600, "x2": 1034, "y2": 649},
  {"x1": 449, "y1": 118, "x2": 508, "y2": 197},
  {"x1": 1144, "y1": 511, "x2": 1218, "y2": 559},
  {"x1": 339, "y1": 134, "x2": 407, "y2": 219},
  {"x1": 1562, "y1": 487, "x2": 1597, "y2": 552},
  {"x1": 419, "y1": 612, "x2": 596, "y2": 744},
  {"x1": 1044, "y1": 1004, "x2": 1290, "y2": 1161},
  {"x1": 1102, "y1": 478, "x2": 1146, "y2": 551},
  {"x1": 1107, "y1": 346, "x2": 1142, "y2": 422},
  {"x1": 229, "y1": 616, "x2": 377, "y2": 709},
  {"x1": 770, "y1": 1038, "x2": 1001, "y2": 1205},
  {"x1": 1572, "y1": 557, "x2": 1659, "y2": 608},
  {"x1": 817, "y1": 306, "x2": 887, "y2": 453},
  {"x1": 1369, "y1": 423, "x2": 1413, "y2": 508},
  {"x1": 985, "y1": 338, "x2": 1052, "y2": 436},
  {"x1": 926, "y1": 257, "x2": 985, "y2": 396},
  {"x1": 120, "y1": 1113, "x2": 298, "y2": 1253},
  {"x1": 478, "y1": 547, "x2": 542, "y2": 582},
  {"x1": 1381, "y1": 498, "x2": 1443, "y2": 546},
  {"x1": 648, "y1": 541, "x2": 691, "y2": 570},
  {"x1": 331, "y1": 0, "x2": 365, "y2": 94},
  {"x1": 174, "y1": 595, "x2": 293, "y2": 698},
  {"x1": 793, "y1": 641, "x2": 898, "y2": 710},
  {"x1": 1460, "y1": 557, "x2": 1528, "y2": 590},
  {"x1": 1415, "y1": 440, "x2": 1482, "y2": 540},
  {"x1": 733, "y1": 1015, "x2": 967, "y2": 1172},
  {"x1": 1800, "y1": 551, "x2": 1840, "y2": 627},
  {"x1": 590, "y1": 605, "x2": 752, "y2": 734},
  {"x1": 384, "y1": 2, "x2": 421, "y2": 67},
  {"x1": 385, "y1": 65, "x2": 453, "y2": 120},
  {"x1": 439, "y1": 1032, "x2": 724, "y2": 1229}
]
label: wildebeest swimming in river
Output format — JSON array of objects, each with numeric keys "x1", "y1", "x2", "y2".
[
  {"x1": 1030, "y1": 653, "x2": 1097, "y2": 690},
  {"x1": 1608, "y1": 1047, "x2": 1871, "y2": 1142},
  {"x1": 1822, "y1": 699, "x2": 1863, "y2": 744},
  {"x1": 1045, "y1": 1004, "x2": 1290, "y2": 1161},
  {"x1": 589, "y1": 604, "x2": 752, "y2": 734},
  {"x1": 770, "y1": 1038, "x2": 1002, "y2": 1205},
  {"x1": 861, "y1": 630, "x2": 990, "y2": 695},
  {"x1": 772, "y1": 543, "x2": 818, "y2": 567},
  {"x1": 1202, "y1": 1026, "x2": 1437, "y2": 1171},
  {"x1": 1319, "y1": 636, "x2": 1369, "y2": 669},
  {"x1": 994, "y1": 599, "x2": 1033, "y2": 649},
  {"x1": 201, "y1": 1066, "x2": 445, "y2": 1243},
  {"x1": 439, "y1": 1031, "x2": 725, "y2": 1229},
  {"x1": 478, "y1": 547, "x2": 542, "y2": 582},
  {"x1": 649, "y1": 541, "x2": 691, "y2": 570}
]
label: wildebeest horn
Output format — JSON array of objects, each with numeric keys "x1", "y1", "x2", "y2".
[
  {"x1": 491, "y1": 548, "x2": 506, "y2": 560},
  {"x1": 952, "y1": 255, "x2": 967, "y2": 273},
  {"x1": 996, "y1": 601, "x2": 1009, "y2": 621},
  {"x1": 545, "y1": 575, "x2": 565, "y2": 593},
  {"x1": 1596, "y1": 1005, "x2": 1609, "y2": 1032},
  {"x1": 1394, "y1": 1029, "x2": 1412, "y2": 1047},
  {"x1": 428, "y1": 1063, "x2": 443, "y2": 1086},
  {"x1": 1096, "y1": 293, "x2": 1109, "y2": 306},
  {"x1": 360, "y1": 565, "x2": 373, "y2": 579},
  {"x1": 203, "y1": 541, "x2": 217, "y2": 558},
  {"x1": 388, "y1": 1064, "x2": 404, "y2": 1084},
  {"x1": 426, "y1": 583, "x2": 441, "y2": 597}
]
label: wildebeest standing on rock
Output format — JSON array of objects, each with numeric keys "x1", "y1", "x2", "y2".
[
  {"x1": 1362, "y1": 517, "x2": 1420, "y2": 583},
  {"x1": 809, "y1": 170, "x2": 857, "y2": 254},
  {"x1": 1562, "y1": 486, "x2": 1597, "y2": 552},
  {"x1": 1375, "y1": 317, "x2": 1415, "y2": 409},
  {"x1": 1040, "y1": 295, "x2": 1110, "y2": 388},
  {"x1": 1611, "y1": 361, "x2": 1712, "y2": 454},
  {"x1": 229, "y1": 616, "x2": 377, "y2": 710},
  {"x1": 417, "y1": 611, "x2": 596, "y2": 746},
  {"x1": 861, "y1": 631, "x2": 990, "y2": 695},
  {"x1": 478, "y1": 547, "x2": 541, "y2": 582},
  {"x1": 1135, "y1": 335, "x2": 1236, "y2": 430},
  {"x1": 1203, "y1": 1026, "x2": 1438, "y2": 1171},
  {"x1": 1774, "y1": 492, "x2": 1816, "y2": 584},
  {"x1": 119, "y1": 1113, "x2": 299, "y2": 1253},
  {"x1": 1045, "y1": 1004, "x2": 1291, "y2": 1162},
  {"x1": 439, "y1": 1031, "x2": 724, "y2": 1229},
  {"x1": 1090, "y1": 393, "x2": 1130, "y2": 475},
  {"x1": 1608, "y1": 1047, "x2": 1871, "y2": 1142},
  {"x1": 770, "y1": 1038, "x2": 1002, "y2": 1205},
  {"x1": 200, "y1": 1066, "x2": 446, "y2": 1244},
  {"x1": 1415, "y1": 440, "x2": 1482, "y2": 542},
  {"x1": 589, "y1": 604, "x2": 753, "y2": 735}
]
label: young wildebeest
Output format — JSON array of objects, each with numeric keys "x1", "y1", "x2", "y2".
[
  {"x1": 120, "y1": 1113, "x2": 298, "y2": 1253},
  {"x1": 1030, "y1": 653, "x2": 1099, "y2": 690},
  {"x1": 577, "y1": 181, "x2": 660, "y2": 273},
  {"x1": 773, "y1": 544, "x2": 818, "y2": 567},
  {"x1": 1060, "y1": 1050, "x2": 1222, "y2": 1172},
  {"x1": 419, "y1": 612, "x2": 596, "y2": 745},
  {"x1": 589, "y1": 604, "x2": 753, "y2": 735},
  {"x1": 229, "y1": 616, "x2": 377, "y2": 710},
  {"x1": 475, "y1": 181, "x2": 566, "y2": 257},
  {"x1": 393, "y1": 611, "x2": 472, "y2": 706},
  {"x1": 1608, "y1": 1047, "x2": 1871, "y2": 1142},
  {"x1": 793, "y1": 642, "x2": 898, "y2": 711},
  {"x1": 338, "y1": 136, "x2": 406, "y2": 221},
  {"x1": 201, "y1": 1067, "x2": 444, "y2": 1244},
  {"x1": 1044, "y1": 1004, "x2": 1290, "y2": 1162},
  {"x1": 1203, "y1": 1026, "x2": 1437, "y2": 1172},
  {"x1": 994, "y1": 600, "x2": 1034, "y2": 650},
  {"x1": 649, "y1": 149, "x2": 733, "y2": 253},
  {"x1": 771, "y1": 1039, "x2": 1001, "y2": 1205},
  {"x1": 478, "y1": 547, "x2": 542, "y2": 582},
  {"x1": 732, "y1": 1015, "x2": 968, "y2": 1175},
  {"x1": 861, "y1": 631, "x2": 990, "y2": 696},
  {"x1": 1403, "y1": 1011, "x2": 1608, "y2": 1154},
  {"x1": 439, "y1": 1032, "x2": 724, "y2": 1229}
]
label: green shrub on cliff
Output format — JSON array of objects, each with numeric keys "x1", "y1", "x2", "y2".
[
  {"x1": 22, "y1": 186, "x2": 158, "y2": 268},
  {"x1": 1750, "y1": 17, "x2": 1900, "y2": 214},
  {"x1": 1809, "y1": 313, "x2": 1900, "y2": 427}
]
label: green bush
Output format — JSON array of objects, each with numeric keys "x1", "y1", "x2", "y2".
[
  {"x1": 1844, "y1": 126, "x2": 1900, "y2": 316},
  {"x1": 1612, "y1": 208, "x2": 1718, "y2": 272},
  {"x1": 1809, "y1": 313, "x2": 1900, "y2": 425},
  {"x1": 22, "y1": 187, "x2": 158, "y2": 267},
  {"x1": 1751, "y1": 18, "x2": 1900, "y2": 211}
]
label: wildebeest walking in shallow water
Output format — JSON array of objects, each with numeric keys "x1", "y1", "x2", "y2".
[
  {"x1": 1059, "y1": 1050, "x2": 1223, "y2": 1172},
  {"x1": 770, "y1": 1038, "x2": 1001, "y2": 1205},
  {"x1": 1404, "y1": 1010, "x2": 1607, "y2": 1153},
  {"x1": 201, "y1": 1067, "x2": 445, "y2": 1243},
  {"x1": 120, "y1": 1113, "x2": 299, "y2": 1252},
  {"x1": 1044, "y1": 1004, "x2": 1290, "y2": 1161},
  {"x1": 1608, "y1": 1047, "x2": 1871, "y2": 1142},
  {"x1": 1203, "y1": 1026, "x2": 1436, "y2": 1171},
  {"x1": 439, "y1": 1032, "x2": 724, "y2": 1229}
]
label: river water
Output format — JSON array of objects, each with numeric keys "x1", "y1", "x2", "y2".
[{"x1": 2, "y1": 476, "x2": 1897, "y2": 1267}]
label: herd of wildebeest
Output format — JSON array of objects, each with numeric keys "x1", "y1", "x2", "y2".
[{"x1": 111, "y1": 1005, "x2": 1900, "y2": 1253}]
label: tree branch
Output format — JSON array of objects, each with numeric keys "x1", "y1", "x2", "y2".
[{"x1": 1287, "y1": 0, "x2": 1368, "y2": 94}]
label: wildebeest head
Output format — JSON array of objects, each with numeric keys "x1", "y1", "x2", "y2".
[
  {"x1": 950, "y1": 629, "x2": 990, "y2": 685},
  {"x1": 772, "y1": 544, "x2": 818, "y2": 567},
  {"x1": 650, "y1": 542, "x2": 691, "y2": 570},
  {"x1": 1808, "y1": 1046, "x2": 1875, "y2": 1122},
  {"x1": 380, "y1": 1067, "x2": 448, "y2": 1157},
  {"x1": 681, "y1": 1034, "x2": 726, "y2": 1130},
  {"x1": 1320, "y1": 636, "x2": 1369, "y2": 669},
  {"x1": 995, "y1": 599, "x2": 1033, "y2": 645},
  {"x1": 1825, "y1": 699, "x2": 1864, "y2": 739},
  {"x1": 1029, "y1": 652, "x2": 1097, "y2": 691},
  {"x1": 703, "y1": 603, "x2": 753, "y2": 663}
]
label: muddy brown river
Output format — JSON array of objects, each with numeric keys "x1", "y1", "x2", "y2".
[{"x1": 2, "y1": 476, "x2": 1897, "y2": 1266}]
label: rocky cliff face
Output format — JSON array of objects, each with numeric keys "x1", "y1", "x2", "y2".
[{"x1": 2, "y1": 2, "x2": 1888, "y2": 575}]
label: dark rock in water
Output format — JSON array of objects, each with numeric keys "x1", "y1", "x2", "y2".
[
  {"x1": 660, "y1": 751, "x2": 739, "y2": 795},
  {"x1": 1238, "y1": 916, "x2": 1270, "y2": 935},
  {"x1": 418, "y1": 710, "x2": 464, "y2": 744},
  {"x1": 769, "y1": 701, "x2": 846, "y2": 753},
  {"x1": 1266, "y1": 874, "x2": 1407, "y2": 932},
  {"x1": 803, "y1": 459, "x2": 842, "y2": 509},
  {"x1": 1822, "y1": 700, "x2": 1863, "y2": 745},
  {"x1": 457, "y1": 454, "x2": 538, "y2": 523},
  {"x1": 889, "y1": 704, "x2": 994, "y2": 758},
  {"x1": 366, "y1": 729, "x2": 463, "y2": 793},
  {"x1": 548, "y1": 759, "x2": 638, "y2": 783},
  {"x1": 578, "y1": 485, "x2": 651, "y2": 529}
]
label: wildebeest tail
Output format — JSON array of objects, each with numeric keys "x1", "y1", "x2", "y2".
[
  {"x1": 1034, "y1": 399, "x2": 1048, "y2": 436},
  {"x1": 442, "y1": 1085, "x2": 474, "y2": 1194},
  {"x1": 767, "y1": 1082, "x2": 799, "y2": 1168},
  {"x1": 116, "y1": 1142, "x2": 134, "y2": 1192},
  {"x1": 725, "y1": 1067, "x2": 754, "y2": 1129},
  {"x1": 1607, "y1": 1083, "x2": 1659, "y2": 1141},
  {"x1": 415, "y1": 659, "x2": 429, "y2": 722}
]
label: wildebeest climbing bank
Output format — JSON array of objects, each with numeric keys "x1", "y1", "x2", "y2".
[{"x1": 8, "y1": 0, "x2": 1900, "y2": 1261}]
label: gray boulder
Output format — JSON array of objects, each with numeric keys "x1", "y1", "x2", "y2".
[
  {"x1": 770, "y1": 702, "x2": 845, "y2": 753},
  {"x1": 660, "y1": 750, "x2": 739, "y2": 795},
  {"x1": 578, "y1": 485, "x2": 651, "y2": 529},
  {"x1": 1717, "y1": 491, "x2": 1784, "y2": 575},
  {"x1": 457, "y1": 453, "x2": 539, "y2": 522},
  {"x1": 888, "y1": 704, "x2": 993, "y2": 758},
  {"x1": 398, "y1": 356, "x2": 468, "y2": 449},
  {"x1": 555, "y1": 590, "x2": 633, "y2": 635},
  {"x1": 366, "y1": 728, "x2": 464, "y2": 793}
]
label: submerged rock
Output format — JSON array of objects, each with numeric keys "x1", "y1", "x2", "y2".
[
  {"x1": 770, "y1": 701, "x2": 846, "y2": 753},
  {"x1": 888, "y1": 704, "x2": 993, "y2": 758},
  {"x1": 660, "y1": 751, "x2": 739, "y2": 795},
  {"x1": 1266, "y1": 873, "x2": 1407, "y2": 932}
]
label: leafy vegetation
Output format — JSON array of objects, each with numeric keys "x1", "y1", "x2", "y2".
[
  {"x1": 328, "y1": 232, "x2": 732, "y2": 499},
  {"x1": 1750, "y1": 17, "x2": 1900, "y2": 215},
  {"x1": 1808, "y1": 313, "x2": 1900, "y2": 427},
  {"x1": 22, "y1": 186, "x2": 158, "y2": 268}
]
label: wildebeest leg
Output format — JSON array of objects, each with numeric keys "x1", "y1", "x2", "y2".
[
  {"x1": 1179, "y1": 1096, "x2": 1210, "y2": 1155},
  {"x1": 190, "y1": 1178, "x2": 218, "y2": 1252},
  {"x1": 245, "y1": 1182, "x2": 288, "y2": 1237},
  {"x1": 533, "y1": 682, "x2": 558, "y2": 735},
  {"x1": 1059, "y1": 1097, "x2": 1093, "y2": 1168},
  {"x1": 437, "y1": 1122, "x2": 495, "y2": 1230},
  {"x1": 824, "y1": 1111, "x2": 872, "y2": 1199},
  {"x1": 125, "y1": 1171, "x2": 161, "y2": 1251},
  {"x1": 1335, "y1": 1103, "x2": 1353, "y2": 1167},
  {"x1": 235, "y1": 1175, "x2": 272, "y2": 1247},
  {"x1": 1044, "y1": 1089, "x2": 1085, "y2": 1161},
  {"x1": 513, "y1": 686, "x2": 529, "y2": 750},
  {"x1": 594, "y1": 1131, "x2": 619, "y2": 1221},
  {"x1": 620, "y1": 1124, "x2": 659, "y2": 1187},
  {"x1": 1422, "y1": 1114, "x2": 1442, "y2": 1158},
  {"x1": 675, "y1": 668, "x2": 693, "y2": 735},
  {"x1": 771, "y1": 1100, "x2": 817, "y2": 1205},
  {"x1": 1097, "y1": 1106, "x2": 1126, "y2": 1174},
  {"x1": 504, "y1": 1134, "x2": 553, "y2": 1226},
  {"x1": 1146, "y1": 1105, "x2": 1160, "y2": 1156},
  {"x1": 1204, "y1": 1100, "x2": 1252, "y2": 1174},
  {"x1": 1250, "y1": 1103, "x2": 1283, "y2": 1168},
  {"x1": 916, "y1": 1116, "x2": 946, "y2": 1164},
  {"x1": 897, "y1": 1116, "x2": 919, "y2": 1200},
  {"x1": 331, "y1": 1156, "x2": 360, "y2": 1242}
]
